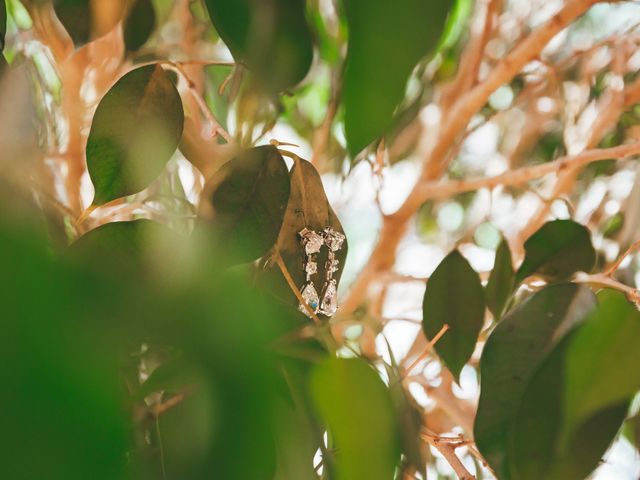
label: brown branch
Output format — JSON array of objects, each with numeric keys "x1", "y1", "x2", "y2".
[
  {"x1": 574, "y1": 272, "x2": 640, "y2": 304},
  {"x1": 413, "y1": 141, "x2": 640, "y2": 202},
  {"x1": 340, "y1": 0, "x2": 600, "y2": 314},
  {"x1": 423, "y1": 434, "x2": 476, "y2": 480},
  {"x1": 515, "y1": 39, "x2": 631, "y2": 247}
]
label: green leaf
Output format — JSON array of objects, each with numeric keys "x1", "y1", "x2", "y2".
[
  {"x1": 562, "y1": 289, "x2": 640, "y2": 440},
  {"x1": 86, "y1": 65, "x2": 184, "y2": 205},
  {"x1": 69, "y1": 219, "x2": 179, "y2": 277},
  {"x1": 309, "y1": 357, "x2": 400, "y2": 480},
  {"x1": 54, "y1": 0, "x2": 91, "y2": 45},
  {"x1": 342, "y1": 0, "x2": 453, "y2": 156},
  {"x1": 260, "y1": 158, "x2": 348, "y2": 313},
  {"x1": 200, "y1": 145, "x2": 291, "y2": 264},
  {"x1": 515, "y1": 219, "x2": 596, "y2": 284},
  {"x1": 1, "y1": 0, "x2": 6, "y2": 51},
  {"x1": 474, "y1": 283, "x2": 596, "y2": 479},
  {"x1": 422, "y1": 250, "x2": 485, "y2": 381},
  {"x1": 203, "y1": 0, "x2": 313, "y2": 93},
  {"x1": 1, "y1": 221, "x2": 130, "y2": 480},
  {"x1": 485, "y1": 235, "x2": 514, "y2": 319},
  {"x1": 386, "y1": 364, "x2": 427, "y2": 474},
  {"x1": 510, "y1": 334, "x2": 628, "y2": 480},
  {"x1": 124, "y1": 0, "x2": 156, "y2": 52}
]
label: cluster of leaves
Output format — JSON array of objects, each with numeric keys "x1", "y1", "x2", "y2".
[{"x1": 423, "y1": 218, "x2": 640, "y2": 479}]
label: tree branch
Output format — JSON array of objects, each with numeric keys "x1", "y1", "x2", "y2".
[{"x1": 340, "y1": 0, "x2": 600, "y2": 314}]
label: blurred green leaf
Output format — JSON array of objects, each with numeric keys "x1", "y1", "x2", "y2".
[
  {"x1": 485, "y1": 235, "x2": 514, "y2": 319},
  {"x1": 0, "y1": 222, "x2": 130, "y2": 480},
  {"x1": 515, "y1": 220, "x2": 596, "y2": 284},
  {"x1": 260, "y1": 158, "x2": 348, "y2": 313},
  {"x1": 422, "y1": 250, "x2": 484, "y2": 381},
  {"x1": 438, "y1": 0, "x2": 472, "y2": 51},
  {"x1": 510, "y1": 334, "x2": 628, "y2": 480},
  {"x1": 201, "y1": 145, "x2": 290, "y2": 264},
  {"x1": 203, "y1": 0, "x2": 313, "y2": 93},
  {"x1": 1, "y1": 0, "x2": 6, "y2": 50},
  {"x1": 135, "y1": 355, "x2": 199, "y2": 400},
  {"x1": 54, "y1": 0, "x2": 91, "y2": 44},
  {"x1": 69, "y1": 219, "x2": 178, "y2": 277},
  {"x1": 272, "y1": 399, "x2": 320, "y2": 480},
  {"x1": 562, "y1": 289, "x2": 640, "y2": 441},
  {"x1": 124, "y1": 0, "x2": 156, "y2": 52},
  {"x1": 310, "y1": 357, "x2": 400, "y2": 480},
  {"x1": 86, "y1": 65, "x2": 184, "y2": 205},
  {"x1": 474, "y1": 283, "x2": 596, "y2": 479},
  {"x1": 342, "y1": 0, "x2": 453, "y2": 157},
  {"x1": 386, "y1": 364, "x2": 427, "y2": 474}
]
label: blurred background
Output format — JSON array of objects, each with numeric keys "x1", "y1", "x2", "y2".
[{"x1": 2, "y1": 0, "x2": 640, "y2": 478}]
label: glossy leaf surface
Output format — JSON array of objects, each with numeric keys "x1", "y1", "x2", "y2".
[
  {"x1": 86, "y1": 65, "x2": 184, "y2": 205},
  {"x1": 422, "y1": 250, "x2": 485, "y2": 381},
  {"x1": 515, "y1": 220, "x2": 596, "y2": 283},
  {"x1": 201, "y1": 145, "x2": 290, "y2": 264},
  {"x1": 485, "y1": 235, "x2": 514, "y2": 319},
  {"x1": 474, "y1": 283, "x2": 596, "y2": 479}
]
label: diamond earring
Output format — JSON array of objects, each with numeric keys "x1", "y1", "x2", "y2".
[{"x1": 318, "y1": 227, "x2": 345, "y2": 317}]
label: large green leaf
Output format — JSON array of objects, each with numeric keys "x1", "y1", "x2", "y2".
[
  {"x1": 200, "y1": 145, "x2": 290, "y2": 264},
  {"x1": 485, "y1": 235, "x2": 514, "y2": 319},
  {"x1": 86, "y1": 65, "x2": 184, "y2": 205},
  {"x1": 563, "y1": 289, "x2": 640, "y2": 440},
  {"x1": 515, "y1": 220, "x2": 596, "y2": 284},
  {"x1": 123, "y1": 0, "x2": 156, "y2": 52},
  {"x1": 510, "y1": 334, "x2": 628, "y2": 480},
  {"x1": 342, "y1": 0, "x2": 453, "y2": 156},
  {"x1": 474, "y1": 283, "x2": 596, "y2": 479},
  {"x1": 0, "y1": 221, "x2": 130, "y2": 480},
  {"x1": 422, "y1": 250, "x2": 484, "y2": 381},
  {"x1": 260, "y1": 158, "x2": 348, "y2": 314},
  {"x1": 309, "y1": 357, "x2": 400, "y2": 480},
  {"x1": 203, "y1": 0, "x2": 313, "y2": 93}
]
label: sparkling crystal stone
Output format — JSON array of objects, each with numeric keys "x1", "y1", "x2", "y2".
[
  {"x1": 318, "y1": 279, "x2": 338, "y2": 316},
  {"x1": 323, "y1": 228, "x2": 345, "y2": 252},
  {"x1": 299, "y1": 283, "x2": 320, "y2": 316},
  {"x1": 299, "y1": 228, "x2": 324, "y2": 254},
  {"x1": 305, "y1": 261, "x2": 318, "y2": 276},
  {"x1": 326, "y1": 258, "x2": 339, "y2": 275}
]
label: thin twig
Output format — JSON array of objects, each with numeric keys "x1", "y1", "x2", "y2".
[
  {"x1": 403, "y1": 324, "x2": 450, "y2": 377},
  {"x1": 163, "y1": 61, "x2": 232, "y2": 143},
  {"x1": 604, "y1": 239, "x2": 640, "y2": 276},
  {"x1": 275, "y1": 253, "x2": 322, "y2": 326},
  {"x1": 574, "y1": 272, "x2": 640, "y2": 304}
]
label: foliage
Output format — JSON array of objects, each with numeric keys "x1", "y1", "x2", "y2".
[{"x1": 1, "y1": 0, "x2": 640, "y2": 479}]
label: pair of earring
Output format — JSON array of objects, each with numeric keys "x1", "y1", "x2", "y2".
[{"x1": 298, "y1": 227, "x2": 345, "y2": 317}]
